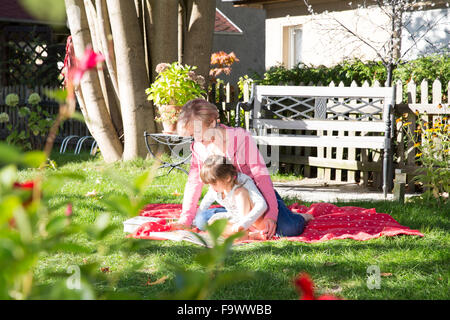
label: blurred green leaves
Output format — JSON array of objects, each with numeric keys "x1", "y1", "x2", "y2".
[
  {"x1": 0, "y1": 144, "x2": 46, "y2": 168},
  {"x1": 162, "y1": 219, "x2": 253, "y2": 300},
  {"x1": 0, "y1": 140, "x2": 254, "y2": 300}
]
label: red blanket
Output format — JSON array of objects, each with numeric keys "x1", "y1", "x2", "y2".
[{"x1": 130, "y1": 203, "x2": 424, "y2": 243}]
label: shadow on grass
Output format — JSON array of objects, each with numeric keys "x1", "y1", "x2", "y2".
[
  {"x1": 49, "y1": 150, "x2": 97, "y2": 167},
  {"x1": 110, "y1": 242, "x2": 448, "y2": 300}
]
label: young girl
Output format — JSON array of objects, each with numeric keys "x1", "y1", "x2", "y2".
[
  {"x1": 197, "y1": 155, "x2": 313, "y2": 240},
  {"x1": 174, "y1": 98, "x2": 310, "y2": 239}
]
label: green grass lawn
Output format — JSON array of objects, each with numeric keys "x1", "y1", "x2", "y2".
[{"x1": 18, "y1": 150, "x2": 450, "y2": 300}]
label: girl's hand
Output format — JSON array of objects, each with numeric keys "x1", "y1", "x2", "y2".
[
  {"x1": 263, "y1": 218, "x2": 277, "y2": 240},
  {"x1": 170, "y1": 221, "x2": 190, "y2": 230},
  {"x1": 231, "y1": 224, "x2": 244, "y2": 233}
]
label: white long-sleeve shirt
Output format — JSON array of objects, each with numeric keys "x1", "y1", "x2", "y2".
[{"x1": 197, "y1": 173, "x2": 268, "y2": 230}]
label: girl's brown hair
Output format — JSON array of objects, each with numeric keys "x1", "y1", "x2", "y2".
[
  {"x1": 200, "y1": 155, "x2": 237, "y2": 185},
  {"x1": 176, "y1": 98, "x2": 219, "y2": 136}
]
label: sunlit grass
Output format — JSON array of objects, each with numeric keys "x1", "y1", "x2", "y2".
[{"x1": 18, "y1": 150, "x2": 450, "y2": 300}]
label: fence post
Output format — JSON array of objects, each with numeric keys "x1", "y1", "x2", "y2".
[{"x1": 393, "y1": 169, "x2": 406, "y2": 203}]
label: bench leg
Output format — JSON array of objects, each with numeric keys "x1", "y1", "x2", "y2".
[
  {"x1": 383, "y1": 111, "x2": 393, "y2": 198},
  {"x1": 383, "y1": 148, "x2": 389, "y2": 198}
]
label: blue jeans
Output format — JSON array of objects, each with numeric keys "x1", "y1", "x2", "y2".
[
  {"x1": 193, "y1": 190, "x2": 305, "y2": 236},
  {"x1": 193, "y1": 207, "x2": 228, "y2": 231},
  {"x1": 274, "y1": 190, "x2": 306, "y2": 237}
]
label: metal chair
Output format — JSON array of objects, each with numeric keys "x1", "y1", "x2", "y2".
[{"x1": 144, "y1": 131, "x2": 193, "y2": 176}]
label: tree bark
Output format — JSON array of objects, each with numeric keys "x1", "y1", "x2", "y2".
[
  {"x1": 106, "y1": 0, "x2": 156, "y2": 160},
  {"x1": 84, "y1": 0, "x2": 123, "y2": 139},
  {"x1": 65, "y1": 0, "x2": 123, "y2": 162},
  {"x1": 144, "y1": 0, "x2": 179, "y2": 135},
  {"x1": 145, "y1": 0, "x2": 179, "y2": 80},
  {"x1": 183, "y1": 0, "x2": 216, "y2": 82}
]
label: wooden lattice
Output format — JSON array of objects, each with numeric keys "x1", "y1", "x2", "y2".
[
  {"x1": 262, "y1": 96, "x2": 385, "y2": 121},
  {"x1": 0, "y1": 25, "x2": 65, "y2": 87}
]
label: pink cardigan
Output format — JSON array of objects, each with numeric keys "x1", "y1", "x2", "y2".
[{"x1": 178, "y1": 125, "x2": 278, "y2": 226}]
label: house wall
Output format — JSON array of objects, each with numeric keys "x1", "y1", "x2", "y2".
[
  {"x1": 264, "y1": 3, "x2": 449, "y2": 69},
  {"x1": 213, "y1": 0, "x2": 266, "y2": 85},
  {"x1": 401, "y1": 7, "x2": 449, "y2": 60}
]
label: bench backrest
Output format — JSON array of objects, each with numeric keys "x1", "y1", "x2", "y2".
[{"x1": 253, "y1": 85, "x2": 396, "y2": 135}]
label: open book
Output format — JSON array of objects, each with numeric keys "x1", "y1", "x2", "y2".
[
  {"x1": 123, "y1": 216, "x2": 176, "y2": 233},
  {"x1": 144, "y1": 230, "x2": 216, "y2": 248},
  {"x1": 123, "y1": 216, "x2": 215, "y2": 247}
]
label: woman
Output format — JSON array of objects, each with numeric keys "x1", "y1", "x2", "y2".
[{"x1": 172, "y1": 98, "x2": 306, "y2": 239}]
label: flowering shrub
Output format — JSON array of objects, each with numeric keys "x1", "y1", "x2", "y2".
[
  {"x1": 398, "y1": 106, "x2": 449, "y2": 203},
  {"x1": 27, "y1": 93, "x2": 41, "y2": 105},
  {"x1": 0, "y1": 112, "x2": 9, "y2": 123},
  {"x1": 5, "y1": 93, "x2": 19, "y2": 107},
  {"x1": 210, "y1": 51, "x2": 239, "y2": 80},
  {"x1": 5, "y1": 93, "x2": 55, "y2": 151}
]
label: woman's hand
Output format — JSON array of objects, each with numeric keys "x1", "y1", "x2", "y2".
[{"x1": 263, "y1": 218, "x2": 277, "y2": 240}]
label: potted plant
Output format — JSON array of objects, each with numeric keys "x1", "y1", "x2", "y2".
[{"x1": 145, "y1": 62, "x2": 206, "y2": 134}]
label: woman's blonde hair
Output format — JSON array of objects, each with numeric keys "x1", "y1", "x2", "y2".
[
  {"x1": 200, "y1": 155, "x2": 237, "y2": 185},
  {"x1": 177, "y1": 98, "x2": 219, "y2": 136}
]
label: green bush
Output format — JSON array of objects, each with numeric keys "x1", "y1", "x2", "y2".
[
  {"x1": 252, "y1": 53, "x2": 450, "y2": 101},
  {"x1": 4, "y1": 93, "x2": 56, "y2": 151}
]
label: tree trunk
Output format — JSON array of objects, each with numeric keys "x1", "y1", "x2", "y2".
[
  {"x1": 144, "y1": 0, "x2": 179, "y2": 135},
  {"x1": 84, "y1": 0, "x2": 123, "y2": 140},
  {"x1": 106, "y1": 0, "x2": 156, "y2": 160},
  {"x1": 65, "y1": 0, "x2": 123, "y2": 162},
  {"x1": 145, "y1": 0, "x2": 179, "y2": 80},
  {"x1": 183, "y1": 0, "x2": 216, "y2": 82},
  {"x1": 64, "y1": 0, "x2": 215, "y2": 162}
]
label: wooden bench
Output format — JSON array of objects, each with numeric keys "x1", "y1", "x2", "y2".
[{"x1": 237, "y1": 85, "x2": 396, "y2": 197}]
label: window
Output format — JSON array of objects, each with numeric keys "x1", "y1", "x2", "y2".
[{"x1": 283, "y1": 25, "x2": 303, "y2": 68}]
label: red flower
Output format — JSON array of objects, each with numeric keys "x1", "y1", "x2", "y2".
[
  {"x1": 294, "y1": 273, "x2": 341, "y2": 300},
  {"x1": 13, "y1": 180, "x2": 35, "y2": 207},
  {"x1": 294, "y1": 273, "x2": 315, "y2": 300},
  {"x1": 13, "y1": 181, "x2": 34, "y2": 190}
]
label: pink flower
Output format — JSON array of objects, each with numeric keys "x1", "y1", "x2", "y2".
[
  {"x1": 62, "y1": 36, "x2": 105, "y2": 86},
  {"x1": 70, "y1": 46, "x2": 105, "y2": 85},
  {"x1": 155, "y1": 63, "x2": 169, "y2": 74},
  {"x1": 65, "y1": 203, "x2": 73, "y2": 217},
  {"x1": 78, "y1": 46, "x2": 105, "y2": 70}
]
